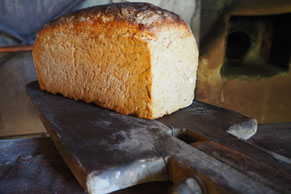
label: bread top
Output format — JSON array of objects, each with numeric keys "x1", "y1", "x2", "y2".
[{"x1": 41, "y1": 2, "x2": 189, "y2": 36}]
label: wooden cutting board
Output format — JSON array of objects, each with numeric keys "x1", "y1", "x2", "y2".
[{"x1": 26, "y1": 81, "x2": 291, "y2": 194}]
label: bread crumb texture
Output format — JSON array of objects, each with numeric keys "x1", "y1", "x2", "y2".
[{"x1": 33, "y1": 2, "x2": 198, "y2": 119}]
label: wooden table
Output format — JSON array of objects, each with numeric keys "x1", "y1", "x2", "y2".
[
  {"x1": 247, "y1": 122, "x2": 291, "y2": 159},
  {"x1": 0, "y1": 137, "x2": 172, "y2": 194},
  {"x1": 1, "y1": 122, "x2": 291, "y2": 193}
]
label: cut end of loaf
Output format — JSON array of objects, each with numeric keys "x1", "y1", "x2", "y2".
[{"x1": 149, "y1": 26, "x2": 198, "y2": 118}]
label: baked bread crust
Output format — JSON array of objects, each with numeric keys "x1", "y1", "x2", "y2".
[
  {"x1": 42, "y1": 2, "x2": 187, "y2": 32},
  {"x1": 33, "y1": 2, "x2": 198, "y2": 119}
]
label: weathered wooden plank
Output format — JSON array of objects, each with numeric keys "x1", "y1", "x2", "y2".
[
  {"x1": 0, "y1": 137, "x2": 85, "y2": 194},
  {"x1": 26, "y1": 81, "x2": 283, "y2": 193},
  {"x1": 26, "y1": 82, "x2": 170, "y2": 193},
  {"x1": 158, "y1": 104, "x2": 291, "y2": 182},
  {"x1": 0, "y1": 137, "x2": 173, "y2": 194},
  {"x1": 194, "y1": 141, "x2": 291, "y2": 193},
  {"x1": 248, "y1": 123, "x2": 291, "y2": 158},
  {"x1": 158, "y1": 100, "x2": 257, "y2": 140}
]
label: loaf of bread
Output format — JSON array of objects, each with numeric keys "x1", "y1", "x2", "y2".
[{"x1": 33, "y1": 2, "x2": 198, "y2": 119}]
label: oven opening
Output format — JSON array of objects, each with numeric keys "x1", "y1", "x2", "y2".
[{"x1": 222, "y1": 14, "x2": 291, "y2": 78}]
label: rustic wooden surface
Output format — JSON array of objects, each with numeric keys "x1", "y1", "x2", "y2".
[
  {"x1": 0, "y1": 137, "x2": 85, "y2": 194},
  {"x1": 26, "y1": 81, "x2": 291, "y2": 193},
  {"x1": 0, "y1": 137, "x2": 173, "y2": 194},
  {"x1": 158, "y1": 102, "x2": 291, "y2": 192},
  {"x1": 248, "y1": 122, "x2": 291, "y2": 158}
]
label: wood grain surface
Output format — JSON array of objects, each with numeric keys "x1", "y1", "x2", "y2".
[
  {"x1": 0, "y1": 137, "x2": 173, "y2": 194},
  {"x1": 0, "y1": 137, "x2": 85, "y2": 194},
  {"x1": 248, "y1": 122, "x2": 291, "y2": 158},
  {"x1": 26, "y1": 81, "x2": 291, "y2": 193}
]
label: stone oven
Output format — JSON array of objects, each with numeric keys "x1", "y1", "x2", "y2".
[{"x1": 197, "y1": 0, "x2": 291, "y2": 123}]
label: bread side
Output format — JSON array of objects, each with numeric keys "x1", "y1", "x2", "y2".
[
  {"x1": 33, "y1": 2, "x2": 198, "y2": 119},
  {"x1": 33, "y1": 19, "x2": 155, "y2": 118}
]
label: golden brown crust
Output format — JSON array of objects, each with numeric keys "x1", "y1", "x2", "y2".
[
  {"x1": 42, "y1": 2, "x2": 188, "y2": 33},
  {"x1": 33, "y1": 9, "x2": 155, "y2": 119}
]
